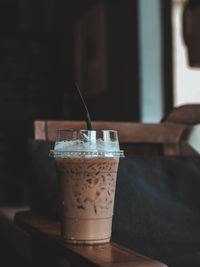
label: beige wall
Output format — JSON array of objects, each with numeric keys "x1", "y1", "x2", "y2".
[{"x1": 172, "y1": 2, "x2": 200, "y2": 106}]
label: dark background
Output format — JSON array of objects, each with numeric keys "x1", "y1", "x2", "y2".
[{"x1": 0, "y1": 0, "x2": 172, "y2": 203}]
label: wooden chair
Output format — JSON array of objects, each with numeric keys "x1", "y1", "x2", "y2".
[
  {"x1": 11, "y1": 106, "x2": 200, "y2": 266},
  {"x1": 35, "y1": 104, "x2": 200, "y2": 156},
  {"x1": 34, "y1": 119, "x2": 192, "y2": 156},
  {"x1": 14, "y1": 119, "x2": 174, "y2": 267}
]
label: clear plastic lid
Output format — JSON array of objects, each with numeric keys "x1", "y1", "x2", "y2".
[{"x1": 49, "y1": 129, "x2": 124, "y2": 158}]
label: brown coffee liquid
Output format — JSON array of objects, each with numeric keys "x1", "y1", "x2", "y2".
[{"x1": 55, "y1": 157, "x2": 119, "y2": 244}]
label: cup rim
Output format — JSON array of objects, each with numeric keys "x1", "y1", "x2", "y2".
[
  {"x1": 49, "y1": 150, "x2": 124, "y2": 158},
  {"x1": 56, "y1": 129, "x2": 118, "y2": 133}
]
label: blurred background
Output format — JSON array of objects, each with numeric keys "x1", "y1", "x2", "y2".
[{"x1": 0, "y1": 0, "x2": 200, "y2": 203}]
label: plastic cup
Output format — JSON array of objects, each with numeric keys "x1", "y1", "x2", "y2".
[{"x1": 50, "y1": 129, "x2": 124, "y2": 245}]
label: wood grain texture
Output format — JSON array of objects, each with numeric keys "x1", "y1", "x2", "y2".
[{"x1": 15, "y1": 212, "x2": 167, "y2": 267}]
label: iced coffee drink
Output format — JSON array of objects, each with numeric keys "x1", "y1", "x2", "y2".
[{"x1": 50, "y1": 130, "x2": 124, "y2": 244}]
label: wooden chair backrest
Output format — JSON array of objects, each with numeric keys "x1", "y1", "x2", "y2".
[
  {"x1": 164, "y1": 104, "x2": 200, "y2": 125},
  {"x1": 34, "y1": 120, "x2": 191, "y2": 156},
  {"x1": 163, "y1": 104, "x2": 200, "y2": 155}
]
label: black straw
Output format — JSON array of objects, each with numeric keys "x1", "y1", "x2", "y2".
[{"x1": 75, "y1": 83, "x2": 92, "y2": 130}]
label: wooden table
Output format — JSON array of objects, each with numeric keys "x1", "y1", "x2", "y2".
[{"x1": 15, "y1": 212, "x2": 167, "y2": 267}]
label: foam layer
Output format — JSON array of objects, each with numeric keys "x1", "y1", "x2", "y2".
[{"x1": 54, "y1": 139, "x2": 120, "y2": 152}]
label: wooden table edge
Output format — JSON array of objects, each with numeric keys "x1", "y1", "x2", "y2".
[{"x1": 14, "y1": 211, "x2": 167, "y2": 267}]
